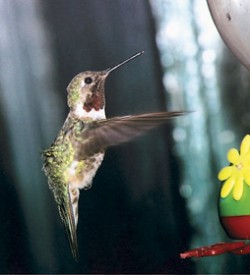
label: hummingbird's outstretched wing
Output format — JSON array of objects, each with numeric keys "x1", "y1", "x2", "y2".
[{"x1": 76, "y1": 111, "x2": 187, "y2": 158}]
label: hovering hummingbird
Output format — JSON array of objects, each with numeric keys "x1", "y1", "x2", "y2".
[{"x1": 43, "y1": 51, "x2": 186, "y2": 260}]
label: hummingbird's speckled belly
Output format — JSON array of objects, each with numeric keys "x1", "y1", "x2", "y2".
[{"x1": 66, "y1": 152, "x2": 105, "y2": 190}]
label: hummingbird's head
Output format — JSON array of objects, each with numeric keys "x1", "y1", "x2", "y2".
[
  {"x1": 67, "y1": 51, "x2": 144, "y2": 119},
  {"x1": 67, "y1": 70, "x2": 108, "y2": 117}
]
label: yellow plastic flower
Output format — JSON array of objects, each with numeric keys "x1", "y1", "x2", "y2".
[{"x1": 218, "y1": 135, "x2": 250, "y2": 201}]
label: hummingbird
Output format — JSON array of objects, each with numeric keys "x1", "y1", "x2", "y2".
[{"x1": 43, "y1": 51, "x2": 186, "y2": 260}]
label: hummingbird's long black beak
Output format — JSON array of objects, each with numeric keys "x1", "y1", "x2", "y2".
[{"x1": 106, "y1": 51, "x2": 145, "y2": 74}]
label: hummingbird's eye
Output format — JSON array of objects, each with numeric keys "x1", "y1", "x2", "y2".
[{"x1": 84, "y1": 77, "x2": 93, "y2": 85}]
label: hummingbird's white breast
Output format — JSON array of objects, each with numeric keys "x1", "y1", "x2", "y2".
[
  {"x1": 73, "y1": 104, "x2": 106, "y2": 120},
  {"x1": 67, "y1": 152, "x2": 105, "y2": 226}
]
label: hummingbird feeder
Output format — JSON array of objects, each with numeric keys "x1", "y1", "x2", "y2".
[{"x1": 180, "y1": 135, "x2": 250, "y2": 258}]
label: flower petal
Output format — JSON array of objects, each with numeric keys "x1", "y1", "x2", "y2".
[
  {"x1": 244, "y1": 157, "x2": 250, "y2": 167},
  {"x1": 227, "y1": 148, "x2": 239, "y2": 164},
  {"x1": 240, "y1": 135, "x2": 250, "y2": 155},
  {"x1": 218, "y1": 166, "x2": 233, "y2": 181},
  {"x1": 243, "y1": 169, "x2": 250, "y2": 186},
  {"x1": 220, "y1": 177, "x2": 235, "y2": 198},
  {"x1": 233, "y1": 177, "x2": 244, "y2": 201}
]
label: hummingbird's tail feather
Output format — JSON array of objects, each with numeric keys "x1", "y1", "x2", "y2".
[{"x1": 58, "y1": 186, "x2": 79, "y2": 261}]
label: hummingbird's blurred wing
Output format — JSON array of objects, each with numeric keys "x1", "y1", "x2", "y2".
[{"x1": 77, "y1": 111, "x2": 187, "y2": 158}]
